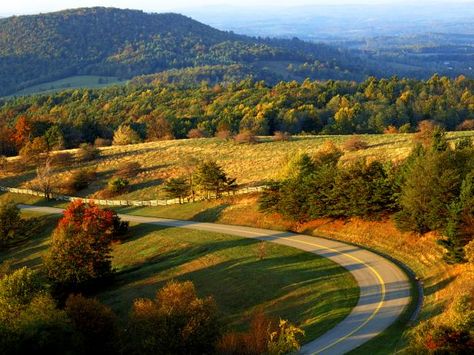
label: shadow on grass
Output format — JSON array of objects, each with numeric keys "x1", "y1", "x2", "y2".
[
  {"x1": 192, "y1": 203, "x2": 230, "y2": 222},
  {"x1": 101, "y1": 224, "x2": 360, "y2": 339},
  {"x1": 0, "y1": 215, "x2": 59, "y2": 270},
  {"x1": 423, "y1": 275, "x2": 456, "y2": 296}
]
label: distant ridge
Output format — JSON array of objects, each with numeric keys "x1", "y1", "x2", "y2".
[{"x1": 0, "y1": 7, "x2": 360, "y2": 96}]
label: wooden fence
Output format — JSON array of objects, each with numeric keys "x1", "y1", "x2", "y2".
[{"x1": 0, "y1": 185, "x2": 266, "y2": 207}]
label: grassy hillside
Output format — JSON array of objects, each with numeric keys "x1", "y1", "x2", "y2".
[
  {"x1": 2, "y1": 132, "x2": 473, "y2": 201},
  {"x1": 0, "y1": 210, "x2": 358, "y2": 342}
]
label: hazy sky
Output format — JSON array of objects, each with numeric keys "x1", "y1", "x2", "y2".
[{"x1": 2, "y1": 0, "x2": 473, "y2": 15}]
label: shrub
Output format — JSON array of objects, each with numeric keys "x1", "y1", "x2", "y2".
[
  {"x1": 126, "y1": 280, "x2": 220, "y2": 355},
  {"x1": 268, "y1": 319, "x2": 305, "y2": 354},
  {"x1": 215, "y1": 129, "x2": 232, "y2": 140},
  {"x1": 77, "y1": 143, "x2": 99, "y2": 162},
  {"x1": 383, "y1": 125, "x2": 399, "y2": 134},
  {"x1": 107, "y1": 177, "x2": 129, "y2": 194},
  {"x1": 112, "y1": 125, "x2": 141, "y2": 146},
  {"x1": 116, "y1": 161, "x2": 141, "y2": 178},
  {"x1": 456, "y1": 119, "x2": 474, "y2": 131},
  {"x1": 465, "y1": 239, "x2": 474, "y2": 263},
  {"x1": 94, "y1": 137, "x2": 111, "y2": 147},
  {"x1": 63, "y1": 168, "x2": 96, "y2": 193},
  {"x1": 65, "y1": 294, "x2": 119, "y2": 353},
  {"x1": 187, "y1": 128, "x2": 206, "y2": 139},
  {"x1": 217, "y1": 310, "x2": 303, "y2": 355},
  {"x1": 234, "y1": 130, "x2": 257, "y2": 144},
  {"x1": 273, "y1": 131, "x2": 291, "y2": 142},
  {"x1": 343, "y1": 136, "x2": 368, "y2": 151}
]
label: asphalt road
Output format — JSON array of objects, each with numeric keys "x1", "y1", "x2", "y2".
[{"x1": 19, "y1": 204, "x2": 411, "y2": 355}]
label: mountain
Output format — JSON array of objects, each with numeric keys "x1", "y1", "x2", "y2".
[{"x1": 0, "y1": 7, "x2": 363, "y2": 96}]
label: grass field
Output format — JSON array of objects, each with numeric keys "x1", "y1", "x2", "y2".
[
  {"x1": 2, "y1": 132, "x2": 473, "y2": 201},
  {"x1": 8, "y1": 75, "x2": 125, "y2": 97},
  {"x1": 0, "y1": 210, "x2": 359, "y2": 342}
]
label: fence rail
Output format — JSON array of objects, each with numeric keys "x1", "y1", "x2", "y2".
[{"x1": 0, "y1": 185, "x2": 266, "y2": 207}]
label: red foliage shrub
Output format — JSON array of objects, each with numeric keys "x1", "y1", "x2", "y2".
[
  {"x1": 343, "y1": 136, "x2": 369, "y2": 151},
  {"x1": 456, "y1": 119, "x2": 474, "y2": 131},
  {"x1": 187, "y1": 128, "x2": 207, "y2": 139},
  {"x1": 234, "y1": 130, "x2": 257, "y2": 144},
  {"x1": 273, "y1": 131, "x2": 291, "y2": 141}
]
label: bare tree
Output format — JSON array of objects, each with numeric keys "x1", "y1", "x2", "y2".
[{"x1": 36, "y1": 157, "x2": 56, "y2": 200}]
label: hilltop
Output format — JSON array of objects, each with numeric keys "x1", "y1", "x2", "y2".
[{"x1": 0, "y1": 7, "x2": 361, "y2": 96}]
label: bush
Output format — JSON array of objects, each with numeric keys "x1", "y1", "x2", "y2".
[
  {"x1": 126, "y1": 280, "x2": 220, "y2": 355},
  {"x1": 234, "y1": 130, "x2": 257, "y2": 144},
  {"x1": 187, "y1": 128, "x2": 206, "y2": 139},
  {"x1": 116, "y1": 161, "x2": 141, "y2": 178},
  {"x1": 94, "y1": 137, "x2": 111, "y2": 147},
  {"x1": 217, "y1": 310, "x2": 304, "y2": 355},
  {"x1": 383, "y1": 125, "x2": 399, "y2": 134},
  {"x1": 63, "y1": 168, "x2": 96, "y2": 193},
  {"x1": 65, "y1": 294, "x2": 119, "y2": 353},
  {"x1": 215, "y1": 129, "x2": 232, "y2": 140},
  {"x1": 343, "y1": 136, "x2": 368, "y2": 151},
  {"x1": 456, "y1": 119, "x2": 474, "y2": 131},
  {"x1": 273, "y1": 131, "x2": 291, "y2": 142},
  {"x1": 107, "y1": 177, "x2": 129, "y2": 194},
  {"x1": 77, "y1": 143, "x2": 99, "y2": 162}
]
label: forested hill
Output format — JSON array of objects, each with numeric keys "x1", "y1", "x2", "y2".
[{"x1": 0, "y1": 7, "x2": 362, "y2": 96}]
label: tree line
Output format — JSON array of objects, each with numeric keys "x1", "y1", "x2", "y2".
[
  {"x1": 0, "y1": 74, "x2": 472, "y2": 156},
  {"x1": 259, "y1": 127, "x2": 474, "y2": 264}
]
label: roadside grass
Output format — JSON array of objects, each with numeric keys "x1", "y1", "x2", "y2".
[
  {"x1": 0, "y1": 209, "x2": 359, "y2": 343},
  {"x1": 7, "y1": 75, "x2": 124, "y2": 97},
  {"x1": 2, "y1": 132, "x2": 473, "y2": 201}
]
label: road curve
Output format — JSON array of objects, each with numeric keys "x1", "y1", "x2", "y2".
[{"x1": 19, "y1": 204, "x2": 411, "y2": 354}]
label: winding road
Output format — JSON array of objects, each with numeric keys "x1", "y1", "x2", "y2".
[{"x1": 19, "y1": 204, "x2": 412, "y2": 354}]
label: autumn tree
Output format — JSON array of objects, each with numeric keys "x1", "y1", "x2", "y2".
[
  {"x1": 12, "y1": 117, "x2": 31, "y2": 150},
  {"x1": 44, "y1": 201, "x2": 127, "y2": 293},
  {"x1": 112, "y1": 125, "x2": 141, "y2": 145},
  {"x1": 65, "y1": 294, "x2": 119, "y2": 354},
  {"x1": 125, "y1": 280, "x2": 220, "y2": 355},
  {"x1": 19, "y1": 137, "x2": 48, "y2": 163},
  {"x1": 145, "y1": 115, "x2": 174, "y2": 141}
]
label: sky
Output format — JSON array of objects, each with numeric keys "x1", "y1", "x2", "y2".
[{"x1": 1, "y1": 0, "x2": 473, "y2": 16}]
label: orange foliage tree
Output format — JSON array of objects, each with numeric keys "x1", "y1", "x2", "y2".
[{"x1": 44, "y1": 201, "x2": 128, "y2": 293}]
